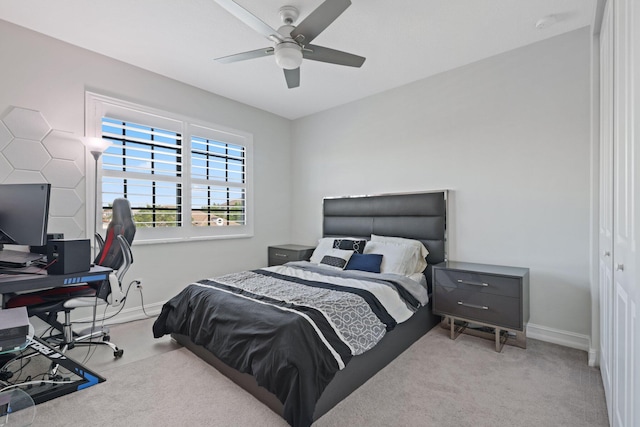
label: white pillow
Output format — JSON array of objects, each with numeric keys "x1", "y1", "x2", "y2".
[
  {"x1": 363, "y1": 241, "x2": 419, "y2": 276},
  {"x1": 319, "y1": 248, "x2": 354, "y2": 270},
  {"x1": 309, "y1": 238, "x2": 335, "y2": 264},
  {"x1": 370, "y1": 234, "x2": 429, "y2": 273}
]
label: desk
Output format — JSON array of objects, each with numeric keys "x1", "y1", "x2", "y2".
[
  {"x1": 0, "y1": 267, "x2": 111, "y2": 403},
  {"x1": 0, "y1": 265, "x2": 111, "y2": 307}
]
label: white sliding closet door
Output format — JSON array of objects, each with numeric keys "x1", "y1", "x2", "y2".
[
  {"x1": 612, "y1": 0, "x2": 637, "y2": 425},
  {"x1": 598, "y1": 1, "x2": 614, "y2": 421},
  {"x1": 598, "y1": 0, "x2": 638, "y2": 426}
]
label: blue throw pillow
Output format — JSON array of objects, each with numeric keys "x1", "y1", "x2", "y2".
[{"x1": 345, "y1": 253, "x2": 383, "y2": 273}]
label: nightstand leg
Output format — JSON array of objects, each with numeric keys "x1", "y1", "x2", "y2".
[
  {"x1": 513, "y1": 330, "x2": 527, "y2": 349},
  {"x1": 495, "y1": 328, "x2": 508, "y2": 352},
  {"x1": 450, "y1": 316, "x2": 455, "y2": 339},
  {"x1": 446, "y1": 316, "x2": 467, "y2": 340}
]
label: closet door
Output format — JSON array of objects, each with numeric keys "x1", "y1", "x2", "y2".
[
  {"x1": 633, "y1": 0, "x2": 640, "y2": 421},
  {"x1": 599, "y1": 1, "x2": 638, "y2": 425},
  {"x1": 611, "y1": 0, "x2": 637, "y2": 425},
  {"x1": 598, "y1": 0, "x2": 614, "y2": 422}
]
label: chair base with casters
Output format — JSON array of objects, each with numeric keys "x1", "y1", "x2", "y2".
[
  {"x1": 6, "y1": 285, "x2": 124, "y2": 360},
  {"x1": 41, "y1": 297, "x2": 124, "y2": 359}
]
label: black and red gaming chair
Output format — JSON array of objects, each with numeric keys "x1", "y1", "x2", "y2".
[{"x1": 6, "y1": 198, "x2": 136, "y2": 358}]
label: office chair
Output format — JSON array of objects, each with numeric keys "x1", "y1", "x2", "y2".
[{"x1": 6, "y1": 198, "x2": 136, "y2": 359}]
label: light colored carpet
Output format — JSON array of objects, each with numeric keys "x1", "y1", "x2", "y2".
[{"x1": 31, "y1": 327, "x2": 609, "y2": 427}]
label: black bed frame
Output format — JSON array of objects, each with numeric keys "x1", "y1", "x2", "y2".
[{"x1": 172, "y1": 190, "x2": 448, "y2": 422}]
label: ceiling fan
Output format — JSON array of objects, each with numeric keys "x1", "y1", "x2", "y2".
[{"x1": 214, "y1": 0, "x2": 366, "y2": 89}]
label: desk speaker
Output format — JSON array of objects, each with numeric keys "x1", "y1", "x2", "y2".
[{"x1": 47, "y1": 239, "x2": 90, "y2": 275}]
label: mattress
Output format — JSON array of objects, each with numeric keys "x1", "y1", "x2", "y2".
[{"x1": 152, "y1": 261, "x2": 429, "y2": 427}]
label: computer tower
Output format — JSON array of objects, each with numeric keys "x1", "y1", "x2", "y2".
[{"x1": 47, "y1": 239, "x2": 90, "y2": 275}]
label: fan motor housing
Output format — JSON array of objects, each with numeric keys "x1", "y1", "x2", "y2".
[{"x1": 275, "y1": 41, "x2": 303, "y2": 69}]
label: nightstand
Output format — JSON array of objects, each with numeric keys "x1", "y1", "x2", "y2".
[
  {"x1": 433, "y1": 261, "x2": 530, "y2": 352},
  {"x1": 268, "y1": 244, "x2": 316, "y2": 266}
]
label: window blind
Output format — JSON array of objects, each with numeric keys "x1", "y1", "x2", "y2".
[
  {"x1": 190, "y1": 135, "x2": 246, "y2": 226},
  {"x1": 101, "y1": 117, "x2": 183, "y2": 228},
  {"x1": 87, "y1": 91, "x2": 253, "y2": 240},
  {"x1": 100, "y1": 118, "x2": 248, "y2": 229}
]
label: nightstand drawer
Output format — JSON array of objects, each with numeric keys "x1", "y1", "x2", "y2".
[
  {"x1": 434, "y1": 286, "x2": 521, "y2": 330},
  {"x1": 269, "y1": 249, "x2": 294, "y2": 264},
  {"x1": 268, "y1": 245, "x2": 315, "y2": 266},
  {"x1": 435, "y1": 269, "x2": 520, "y2": 298}
]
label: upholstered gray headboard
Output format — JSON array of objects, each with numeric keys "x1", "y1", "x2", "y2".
[{"x1": 323, "y1": 191, "x2": 447, "y2": 289}]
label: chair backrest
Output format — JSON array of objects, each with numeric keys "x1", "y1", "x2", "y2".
[{"x1": 94, "y1": 198, "x2": 136, "y2": 270}]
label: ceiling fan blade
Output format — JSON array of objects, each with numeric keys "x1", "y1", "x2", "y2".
[
  {"x1": 284, "y1": 68, "x2": 300, "y2": 89},
  {"x1": 303, "y1": 44, "x2": 365, "y2": 67},
  {"x1": 291, "y1": 0, "x2": 351, "y2": 45},
  {"x1": 215, "y1": 47, "x2": 274, "y2": 64},
  {"x1": 214, "y1": 0, "x2": 284, "y2": 42}
]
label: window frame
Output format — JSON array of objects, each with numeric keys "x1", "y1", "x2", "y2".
[{"x1": 85, "y1": 92, "x2": 254, "y2": 243}]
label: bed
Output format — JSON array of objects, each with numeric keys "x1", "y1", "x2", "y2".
[{"x1": 152, "y1": 191, "x2": 447, "y2": 426}]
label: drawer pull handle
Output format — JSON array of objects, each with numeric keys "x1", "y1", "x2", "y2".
[
  {"x1": 275, "y1": 253, "x2": 288, "y2": 258},
  {"x1": 458, "y1": 301, "x2": 489, "y2": 310},
  {"x1": 457, "y1": 279, "x2": 489, "y2": 287}
]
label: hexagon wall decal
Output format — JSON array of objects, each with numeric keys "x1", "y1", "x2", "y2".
[
  {"x1": 47, "y1": 216, "x2": 83, "y2": 239},
  {"x1": 2, "y1": 107, "x2": 51, "y2": 141},
  {"x1": 0, "y1": 155, "x2": 12, "y2": 182},
  {"x1": 73, "y1": 208, "x2": 86, "y2": 237},
  {"x1": 49, "y1": 188, "x2": 83, "y2": 217},
  {"x1": 3, "y1": 170, "x2": 46, "y2": 183},
  {"x1": 42, "y1": 159, "x2": 83, "y2": 188},
  {"x1": 4, "y1": 138, "x2": 51, "y2": 170},
  {"x1": 0, "y1": 121, "x2": 12, "y2": 151},
  {"x1": 0, "y1": 106, "x2": 87, "y2": 238},
  {"x1": 42, "y1": 130, "x2": 85, "y2": 161}
]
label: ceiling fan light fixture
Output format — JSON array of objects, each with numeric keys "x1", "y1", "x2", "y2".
[{"x1": 275, "y1": 42, "x2": 303, "y2": 70}]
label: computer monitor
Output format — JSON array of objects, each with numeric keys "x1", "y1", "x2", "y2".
[{"x1": 0, "y1": 183, "x2": 51, "y2": 248}]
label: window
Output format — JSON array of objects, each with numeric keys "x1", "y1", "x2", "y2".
[{"x1": 85, "y1": 92, "x2": 253, "y2": 242}]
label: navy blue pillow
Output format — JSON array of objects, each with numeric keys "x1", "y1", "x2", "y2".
[{"x1": 345, "y1": 253, "x2": 383, "y2": 273}]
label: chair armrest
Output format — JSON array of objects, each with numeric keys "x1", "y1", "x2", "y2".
[
  {"x1": 94, "y1": 233, "x2": 105, "y2": 252},
  {"x1": 115, "y1": 235, "x2": 133, "y2": 284},
  {"x1": 104, "y1": 235, "x2": 133, "y2": 307}
]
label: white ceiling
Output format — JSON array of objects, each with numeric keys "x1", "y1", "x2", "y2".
[{"x1": 0, "y1": 0, "x2": 595, "y2": 120}]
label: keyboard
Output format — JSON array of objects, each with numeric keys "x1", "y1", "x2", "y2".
[{"x1": 0, "y1": 249, "x2": 44, "y2": 268}]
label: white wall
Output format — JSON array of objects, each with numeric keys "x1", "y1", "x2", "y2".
[
  {"x1": 0, "y1": 20, "x2": 292, "y2": 318},
  {"x1": 291, "y1": 28, "x2": 593, "y2": 343},
  {"x1": 1, "y1": 19, "x2": 595, "y2": 347}
]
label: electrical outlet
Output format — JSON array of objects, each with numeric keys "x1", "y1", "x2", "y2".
[{"x1": 135, "y1": 280, "x2": 143, "y2": 289}]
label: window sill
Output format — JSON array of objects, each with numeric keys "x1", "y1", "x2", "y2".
[{"x1": 131, "y1": 232, "x2": 254, "y2": 246}]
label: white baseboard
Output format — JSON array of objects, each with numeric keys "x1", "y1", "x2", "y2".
[
  {"x1": 588, "y1": 348, "x2": 599, "y2": 367},
  {"x1": 31, "y1": 301, "x2": 166, "y2": 337},
  {"x1": 527, "y1": 322, "x2": 592, "y2": 355},
  {"x1": 93, "y1": 301, "x2": 166, "y2": 326}
]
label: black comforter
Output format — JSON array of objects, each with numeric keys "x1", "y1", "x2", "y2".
[{"x1": 152, "y1": 265, "x2": 423, "y2": 426}]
